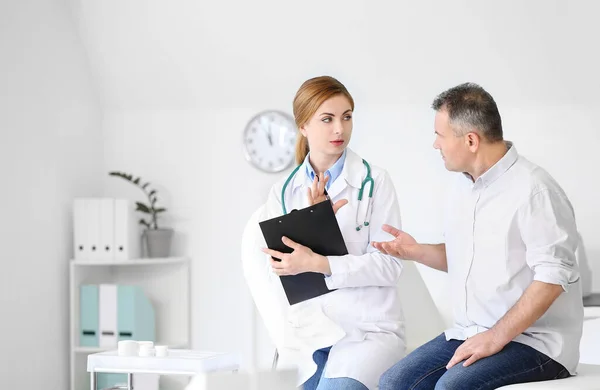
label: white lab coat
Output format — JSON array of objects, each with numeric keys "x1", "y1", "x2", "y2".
[{"x1": 242, "y1": 148, "x2": 406, "y2": 390}]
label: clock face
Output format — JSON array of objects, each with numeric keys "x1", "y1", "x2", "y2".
[{"x1": 243, "y1": 110, "x2": 298, "y2": 173}]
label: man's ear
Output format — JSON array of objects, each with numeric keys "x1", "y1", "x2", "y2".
[{"x1": 466, "y1": 132, "x2": 480, "y2": 150}]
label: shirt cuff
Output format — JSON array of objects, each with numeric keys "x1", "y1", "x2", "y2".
[
  {"x1": 533, "y1": 264, "x2": 578, "y2": 292},
  {"x1": 324, "y1": 256, "x2": 347, "y2": 289}
]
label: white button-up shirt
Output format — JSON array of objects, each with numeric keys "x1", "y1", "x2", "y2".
[{"x1": 443, "y1": 142, "x2": 583, "y2": 374}]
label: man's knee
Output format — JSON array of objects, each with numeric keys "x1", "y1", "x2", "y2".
[
  {"x1": 434, "y1": 367, "x2": 471, "y2": 390},
  {"x1": 316, "y1": 377, "x2": 367, "y2": 390},
  {"x1": 379, "y1": 361, "x2": 410, "y2": 390}
]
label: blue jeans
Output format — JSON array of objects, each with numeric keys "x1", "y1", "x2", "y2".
[
  {"x1": 379, "y1": 333, "x2": 570, "y2": 390},
  {"x1": 302, "y1": 346, "x2": 368, "y2": 390}
]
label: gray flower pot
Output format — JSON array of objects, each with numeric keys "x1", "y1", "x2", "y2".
[{"x1": 143, "y1": 228, "x2": 174, "y2": 258}]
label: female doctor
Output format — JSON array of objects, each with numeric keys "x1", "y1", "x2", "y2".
[{"x1": 260, "y1": 76, "x2": 406, "y2": 390}]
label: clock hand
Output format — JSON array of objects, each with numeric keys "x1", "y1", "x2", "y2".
[{"x1": 266, "y1": 124, "x2": 273, "y2": 146}]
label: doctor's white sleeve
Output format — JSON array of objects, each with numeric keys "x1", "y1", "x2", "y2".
[{"x1": 324, "y1": 170, "x2": 403, "y2": 289}]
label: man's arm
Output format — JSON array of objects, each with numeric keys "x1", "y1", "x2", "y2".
[
  {"x1": 414, "y1": 243, "x2": 448, "y2": 272},
  {"x1": 447, "y1": 280, "x2": 563, "y2": 368},
  {"x1": 372, "y1": 225, "x2": 448, "y2": 272},
  {"x1": 492, "y1": 281, "x2": 563, "y2": 344}
]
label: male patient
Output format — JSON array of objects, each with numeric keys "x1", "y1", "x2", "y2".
[{"x1": 375, "y1": 83, "x2": 583, "y2": 389}]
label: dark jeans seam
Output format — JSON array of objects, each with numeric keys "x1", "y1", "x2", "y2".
[
  {"x1": 552, "y1": 367, "x2": 568, "y2": 380},
  {"x1": 473, "y1": 357, "x2": 555, "y2": 390},
  {"x1": 410, "y1": 365, "x2": 447, "y2": 390}
]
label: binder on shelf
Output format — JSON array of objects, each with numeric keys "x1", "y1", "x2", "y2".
[
  {"x1": 97, "y1": 373, "x2": 158, "y2": 390},
  {"x1": 73, "y1": 198, "x2": 87, "y2": 260},
  {"x1": 87, "y1": 198, "x2": 102, "y2": 261},
  {"x1": 97, "y1": 373, "x2": 126, "y2": 390},
  {"x1": 73, "y1": 198, "x2": 140, "y2": 262},
  {"x1": 82, "y1": 284, "x2": 155, "y2": 349},
  {"x1": 99, "y1": 284, "x2": 118, "y2": 348},
  {"x1": 98, "y1": 198, "x2": 115, "y2": 260},
  {"x1": 73, "y1": 198, "x2": 101, "y2": 261},
  {"x1": 79, "y1": 285, "x2": 99, "y2": 347},
  {"x1": 117, "y1": 285, "x2": 155, "y2": 342},
  {"x1": 114, "y1": 199, "x2": 140, "y2": 261}
]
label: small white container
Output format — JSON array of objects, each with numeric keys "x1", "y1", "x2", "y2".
[
  {"x1": 138, "y1": 341, "x2": 154, "y2": 348},
  {"x1": 155, "y1": 345, "x2": 169, "y2": 357},
  {"x1": 139, "y1": 344, "x2": 156, "y2": 357},
  {"x1": 118, "y1": 340, "x2": 139, "y2": 357}
]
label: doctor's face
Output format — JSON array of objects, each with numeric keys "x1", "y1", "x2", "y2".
[
  {"x1": 300, "y1": 94, "x2": 353, "y2": 158},
  {"x1": 433, "y1": 109, "x2": 471, "y2": 172}
]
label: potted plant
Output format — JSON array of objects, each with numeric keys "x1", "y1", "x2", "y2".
[{"x1": 109, "y1": 171, "x2": 173, "y2": 258}]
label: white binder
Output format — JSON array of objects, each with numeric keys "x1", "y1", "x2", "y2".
[
  {"x1": 114, "y1": 199, "x2": 140, "y2": 261},
  {"x1": 99, "y1": 284, "x2": 118, "y2": 348},
  {"x1": 73, "y1": 198, "x2": 87, "y2": 260},
  {"x1": 99, "y1": 198, "x2": 115, "y2": 260},
  {"x1": 87, "y1": 198, "x2": 102, "y2": 261}
]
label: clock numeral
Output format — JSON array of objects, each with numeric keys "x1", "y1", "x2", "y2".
[{"x1": 278, "y1": 158, "x2": 284, "y2": 164}]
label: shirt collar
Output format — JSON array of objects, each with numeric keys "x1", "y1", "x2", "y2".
[
  {"x1": 465, "y1": 141, "x2": 518, "y2": 188},
  {"x1": 303, "y1": 149, "x2": 347, "y2": 190},
  {"x1": 290, "y1": 147, "x2": 363, "y2": 192}
]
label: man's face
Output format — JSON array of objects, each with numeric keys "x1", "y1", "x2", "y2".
[{"x1": 433, "y1": 109, "x2": 471, "y2": 172}]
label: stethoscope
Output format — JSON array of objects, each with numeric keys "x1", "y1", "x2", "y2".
[{"x1": 281, "y1": 159, "x2": 374, "y2": 231}]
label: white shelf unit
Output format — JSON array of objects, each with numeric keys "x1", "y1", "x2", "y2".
[{"x1": 69, "y1": 257, "x2": 191, "y2": 390}]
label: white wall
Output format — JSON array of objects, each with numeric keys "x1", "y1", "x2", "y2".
[
  {"x1": 72, "y1": 0, "x2": 600, "y2": 370},
  {"x1": 0, "y1": 0, "x2": 102, "y2": 388}
]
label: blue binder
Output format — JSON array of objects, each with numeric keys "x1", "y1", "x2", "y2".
[
  {"x1": 117, "y1": 285, "x2": 155, "y2": 342},
  {"x1": 97, "y1": 373, "x2": 126, "y2": 390},
  {"x1": 80, "y1": 285, "x2": 99, "y2": 347}
]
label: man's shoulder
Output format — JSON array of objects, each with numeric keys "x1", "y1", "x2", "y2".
[{"x1": 510, "y1": 155, "x2": 568, "y2": 197}]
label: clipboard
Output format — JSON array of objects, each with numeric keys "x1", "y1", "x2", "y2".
[{"x1": 259, "y1": 200, "x2": 348, "y2": 305}]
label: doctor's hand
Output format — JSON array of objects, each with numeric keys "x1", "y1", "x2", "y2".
[
  {"x1": 372, "y1": 224, "x2": 420, "y2": 260},
  {"x1": 262, "y1": 236, "x2": 331, "y2": 276},
  {"x1": 446, "y1": 330, "x2": 507, "y2": 369},
  {"x1": 307, "y1": 172, "x2": 348, "y2": 214}
]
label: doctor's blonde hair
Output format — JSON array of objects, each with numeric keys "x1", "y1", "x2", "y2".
[{"x1": 292, "y1": 76, "x2": 355, "y2": 165}]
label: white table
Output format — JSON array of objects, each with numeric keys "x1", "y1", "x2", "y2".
[{"x1": 87, "y1": 349, "x2": 240, "y2": 390}]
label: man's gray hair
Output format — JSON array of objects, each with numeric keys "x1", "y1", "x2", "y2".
[{"x1": 432, "y1": 82, "x2": 503, "y2": 142}]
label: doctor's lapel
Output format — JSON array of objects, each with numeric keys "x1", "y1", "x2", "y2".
[{"x1": 326, "y1": 149, "x2": 364, "y2": 200}]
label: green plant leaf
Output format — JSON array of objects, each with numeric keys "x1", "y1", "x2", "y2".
[
  {"x1": 109, "y1": 171, "x2": 129, "y2": 181},
  {"x1": 135, "y1": 202, "x2": 152, "y2": 214},
  {"x1": 154, "y1": 208, "x2": 167, "y2": 213},
  {"x1": 139, "y1": 219, "x2": 151, "y2": 228},
  {"x1": 149, "y1": 190, "x2": 156, "y2": 197},
  {"x1": 142, "y1": 182, "x2": 150, "y2": 189}
]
